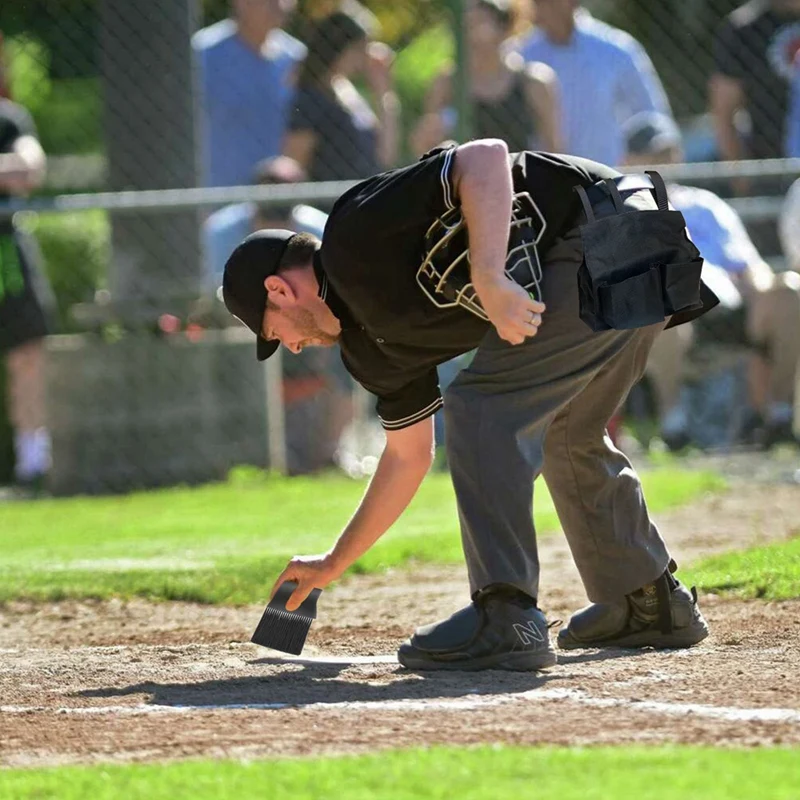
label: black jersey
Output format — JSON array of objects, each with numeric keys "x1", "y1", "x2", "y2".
[{"x1": 315, "y1": 145, "x2": 619, "y2": 430}]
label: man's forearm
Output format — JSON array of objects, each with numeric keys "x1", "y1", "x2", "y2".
[
  {"x1": 454, "y1": 139, "x2": 513, "y2": 290},
  {"x1": 327, "y1": 445, "x2": 431, "y2": 574}
]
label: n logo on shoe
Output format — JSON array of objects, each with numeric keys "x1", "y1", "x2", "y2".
[{"x1": 513, "y1": 620, "x2": 545, "y2": 646}]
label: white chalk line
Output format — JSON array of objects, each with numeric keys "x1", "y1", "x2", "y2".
[{"x1": 3, "y1": 688, "x2": 800, "y2": 725}]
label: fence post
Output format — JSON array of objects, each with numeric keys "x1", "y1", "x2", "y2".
[
  {"x1": 264, "y1": 347, "x2": 287, "y2": 475},
  {"x1": 98, "y1": 0, "x2": 203, "y2": 320}
]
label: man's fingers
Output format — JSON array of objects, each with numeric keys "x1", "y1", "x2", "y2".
[
  {"x1": 527, "y1": 298, "x2": 546, "y2": 313},
  {"x1": 500, "y1": 329, "x2": 526, "y2": 345},
  {"x1": 528, "y1": 313, "x2": 542, "y2": 328},
  {"x1": 271, "y1": 567, "x2": 310, "y2": 611},
  {"x1": 270, "y1": 562, "x2": 298, "y2": 601},
  {"x1": 285, "y1": 581, "x2": 311, "y2": 613}
]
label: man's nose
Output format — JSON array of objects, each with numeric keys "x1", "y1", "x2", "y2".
[{"x1": 287, "y1": 341, "x2": 302, "y2": 354}]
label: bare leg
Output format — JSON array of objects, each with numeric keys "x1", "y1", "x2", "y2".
[
  {"x1": 5, "y1": 338, "x2": 50, "y2": 481},
  {"x1": 646, "y1": 324, "x2": 694, "y2": 421},
  {"x1": 747, "y1": 272, "x2": 800, "y2": 412}
]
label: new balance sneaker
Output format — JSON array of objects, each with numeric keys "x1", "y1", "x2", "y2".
[
  {"x1": 558, "y1": 569, "x2": 709, "y2": 650},
  {"x1": 397, "y1": 584, "x2": 557, "y2": 671}
]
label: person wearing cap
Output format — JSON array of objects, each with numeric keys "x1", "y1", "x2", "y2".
[
  {"x1": 623, "y1": 111, "x2": 800, "y2": 448},
  {"x1": 222, "y1": 138, "x2": 716, "y2": 671}
]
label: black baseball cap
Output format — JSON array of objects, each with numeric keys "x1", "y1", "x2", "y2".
[{"x1": 221, "y1": 229, "x2": 296, "y2": 360}]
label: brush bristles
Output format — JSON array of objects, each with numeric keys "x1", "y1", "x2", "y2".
[{"x1": 252, "y1": 608, "x2": 314, "y2": 655}]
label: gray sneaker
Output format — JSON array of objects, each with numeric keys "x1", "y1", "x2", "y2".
[
  {"x1": 398, "y1": 585, "x2": 557, "y2": 671},
  {"x1": 558, "y1": 570, "x2": 709, "y2": 650}
]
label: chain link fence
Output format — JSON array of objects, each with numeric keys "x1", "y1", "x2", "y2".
[{"x1": 0, "y1": 0, "x2": 798, "y2": 495}]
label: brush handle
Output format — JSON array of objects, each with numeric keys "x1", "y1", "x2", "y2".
[{"x1": 268, "y1": 580, "x2": 322, "y2": 619}]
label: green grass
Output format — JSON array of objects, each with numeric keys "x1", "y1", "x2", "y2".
[
  {"x1": 0, "y1": 466, "x2": 725, "y2": 605},
  {"x1": 2, "y1": 746, "x2": 798, "y2": 799},
  {"x1": 684, "y1": 535, "x2": 800, "y2": 601}
]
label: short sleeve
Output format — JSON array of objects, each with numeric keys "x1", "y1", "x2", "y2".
[
  {"x1": 288, "y1": 89, "x2": 325, "y2": 134},
  {"x1": 616, "y1": 38, "x2": 672, "y2": 119},
  {"x1": 323, "y1": 146, "x2": 458, "y2": 251},
  {"x1": 373, "y1": 369, "x2": 443, "y2": 431},
  {"x1": 710, "y1": 194, "x2": 762, "y2": 274},
  {"x1": 341, "y1": 346, "x2": 443, "y2": 431},
  {"x1": 713, "y1": 19, "x2": 744, "y2": 79}
]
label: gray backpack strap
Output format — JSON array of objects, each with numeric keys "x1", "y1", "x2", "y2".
[
  {"x1": 646, "y1": 170, "x2": 669, "y2": 211},
  {"x1": 574, "y1": 184, "x2": 595, "y2": 223},
  {"x1": 603, "y1": 178, "x2": 626, "y2": 214}
]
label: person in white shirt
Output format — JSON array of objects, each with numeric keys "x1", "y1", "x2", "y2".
[
  {"x1": 510, "y1": 1, "x2": 672, "y2": 166},
  {"x1": 623, "y1": 112, "x2": 800, "y2": 447}
]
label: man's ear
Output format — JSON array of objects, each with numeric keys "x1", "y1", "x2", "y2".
[{"x1": 264, "y1": 274, "x2": 295, "y2": 306}]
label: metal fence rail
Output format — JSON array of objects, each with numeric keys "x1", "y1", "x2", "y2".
[
  {"x1": 2, "y1": 158, "x2": 798, "y2": 221},
  {"x1": 2, "y1": 0, "x2": 799, "y2": 494}
]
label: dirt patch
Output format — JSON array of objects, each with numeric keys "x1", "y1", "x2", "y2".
[{"x1": 2, "y1": 482, "x2": 800, "y2": 768}]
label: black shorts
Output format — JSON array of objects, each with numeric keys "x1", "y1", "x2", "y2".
[{"x1": 0, "y1": 229, "x2": 52, "y2": 353}]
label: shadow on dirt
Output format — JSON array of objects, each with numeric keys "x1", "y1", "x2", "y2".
[{"x1": 75, "y1": 649, "x2": 638, "y2": 708}]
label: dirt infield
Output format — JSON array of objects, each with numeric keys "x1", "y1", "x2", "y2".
[{"x1": 2, "y1": 484, "x2": 800, "y2": 768}]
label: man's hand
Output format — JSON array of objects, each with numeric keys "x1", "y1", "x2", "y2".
[
  {"x1": 271, "y1": 553, "x2": 343, "y2": 612},
  {"x1": 475, "y1": 276, "x2": 545, "y2": 345}
]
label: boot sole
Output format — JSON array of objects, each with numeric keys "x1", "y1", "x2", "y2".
[
  {"x1": 398, "y1": 647, "x2": 558, "y2": 672},
  {"x1": 557, "y1": 619, "x2": 709, "y2": 651}
]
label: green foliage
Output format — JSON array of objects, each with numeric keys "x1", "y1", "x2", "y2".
[
  {"x1": 394, "y1": 22, "x2": 453, "y2": 153},
  {"x1": 4, "y1": 34, "x2": 51, "y2": 111},
  {"x1": 7, "y1": 34, "x2": 102, "y2": 154},
  {"x1": 684, "y1": 535, "x2": 800, "y2": 601},
  {"x1": 34, "y1": 78, "x2": 103, "y2": 155},
  {"x1": 18, "y1": 210, "x2": 110, "y2": 331},
  {"x1": 3, "y1": 746, "x2": 800, "y2": 800},
  {"x1": 0, "y1": 466, "x2": 724, "y2": 605}
]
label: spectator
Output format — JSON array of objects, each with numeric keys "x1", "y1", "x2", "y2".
[
  {"x1": 410, "y1": 0, "x2": 561, "y2": 157},
  {"x1": 283, "y1": 6, "x2": 399, "y2": 181},
  {"x1": 0, "y1": 95, "x2": 52, "y2": 494},
  {"x1": 623, "y1": 112, "x2": 800, "y2": 448},
  {"x1": 711, "y1": 0, "x2": 800, "y2": 162},
  {"x1": 204, "y1": 155, "x2": 326, "y2": 291},
  {"x1": 785, "y1": 50, "x2": 800, "y2": 156},
  {"x1": 193, "y1": 0, "x2": 306, "y2": 187},
  {"x1": 510, "y1": 1, "x2": 672, "y2": 166}
]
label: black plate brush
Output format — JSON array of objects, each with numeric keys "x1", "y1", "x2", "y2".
[{"x1": 251, "y1": 581, "x2": 322, "y2": 655}]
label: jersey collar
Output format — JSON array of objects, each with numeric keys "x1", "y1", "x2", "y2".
[{"x1": 313, "y1": 248, "x2": 358, "y2": 331}]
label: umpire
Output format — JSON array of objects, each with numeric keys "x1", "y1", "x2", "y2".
[{"x1": 222, "y1": 139, "x2": 716, "y2": 671}]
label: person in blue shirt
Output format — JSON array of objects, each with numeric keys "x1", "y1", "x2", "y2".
[
  {"x1": 786, "y1": 52, "x2": 800, "y2": 157},
  {"x1": 510, "y1": 1, "x2": 672, "y2": 166},
  {"x1": 193, "y1": 0, "x2": 307, "y2": 187},
  {"x1": 623, "y1": 112, "x2": 800, "y2": 448}
]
